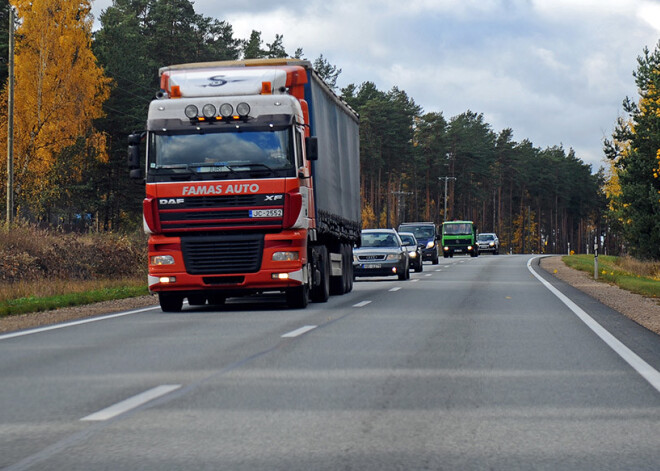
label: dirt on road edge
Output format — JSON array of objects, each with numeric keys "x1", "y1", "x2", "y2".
[{"x1": 1, "y1": 256, "x2": 659, "y2": 336}]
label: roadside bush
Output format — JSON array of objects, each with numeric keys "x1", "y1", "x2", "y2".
[{"x1": 0, "y1": 222, "x2": 147, "y2": 283}]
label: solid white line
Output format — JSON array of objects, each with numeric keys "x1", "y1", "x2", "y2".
[
  {"x1": 528, "y1": 257, "x2": 660, "y2": 394},
  {"x1": 81, "y1": 385, "x2": 181, "y2": 421},
  {"x1": 281, "y1": 325, "x2": 317, "y2": 338},
  {"x1": 353, "y1": 301, "x2": 372, "y2": 307},
  {"x1": 0, "y1": 306, "x2": 159, "y2": 341},
  {"x1": 389, "y1": 287, "x2": 402, "y2": 292}
]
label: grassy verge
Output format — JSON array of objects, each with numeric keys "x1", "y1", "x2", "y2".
[
  {"x1": 562, "y1": 254, "x2": 660, "y2": 299},
  {"x1": 0, "y1": 279, "x2": 149, "y2": 318}
]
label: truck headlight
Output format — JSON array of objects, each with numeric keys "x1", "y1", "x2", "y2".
[
  {"x1": 151, "y1": 255, "x2": 175, "y2": 265},
  {"x1": 272, "y1": 251, "x2": 299, "y2": 261}
]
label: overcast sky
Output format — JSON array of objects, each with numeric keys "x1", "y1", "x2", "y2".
[{"x1": 91, "y1": 0, "x2": 660, "y2": 171}]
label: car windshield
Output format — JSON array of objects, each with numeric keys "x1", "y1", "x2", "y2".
[
  {"x1": 401, "y1": 226, "x2": 434, "y2": 239},
  {"x1": 443, "y1": 223, "x2": 472, "y2": 235},
  {"x1": 399, "y1": 234, "x2": 415, "y2": 245},
  {"x1": 478, "y1": 234, "x2": 494, "y2": 241},
  {"x1": 361, "y1": 233, "x2": 398, "y2": 248}
]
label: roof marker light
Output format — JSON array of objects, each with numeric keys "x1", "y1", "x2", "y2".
[{"x1": 261, "y1": 81, "x2": 272, "y2": 94}]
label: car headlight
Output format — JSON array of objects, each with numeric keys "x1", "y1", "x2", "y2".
[
  {"x1": 489, "y1": 242, "x2": 495, "y2": 247},
  {"x1": 386, "y1": 254, "x2": 399, "y2": 260},
  {"x1": 426, "y1": 240, "x2": 435, "y2": 249},
  {"x1": 409, "y1": 251, "x2": 417, "y2": 258}
]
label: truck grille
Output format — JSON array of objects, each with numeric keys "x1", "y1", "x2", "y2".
[
  {"x1": 445, "y1": 238, "x2": 470, "y2": 246},
  {"x1": 181, "y1": 234, "x2": 264, "y2": 275},
  {"x1": 158, "y1": 194, "x2": 284, "y2": 232}
]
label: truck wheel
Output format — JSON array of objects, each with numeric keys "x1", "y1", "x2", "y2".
[
  {"x1": 311, "y1": 246, "x2": 330, "y2": 303},
  {"x1": 187, "y1": 294, "x2": 206, "y2": 306},
  {"x1": 159, "y1": 293, "x2": 183, "y2": 312},
  {"x1": 330, "y1": 244, "x2": 348, "y2": 296},
  {"x1": 286, "y1": 284, "x2": 309, "y2": 309}
]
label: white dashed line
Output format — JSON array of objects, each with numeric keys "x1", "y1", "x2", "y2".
[
  {"x1": 281, "y1": 325, "x2": 318, "y2": 338},
  {"x1": 81, "y1": 385, "x2": 181, "y2": 421},
  {"x1": 389, "y1": 287, "x2": 402, "y2": 292},
  {"x1": 353, "y1": 301, "x2": 372, "y2": 307}
]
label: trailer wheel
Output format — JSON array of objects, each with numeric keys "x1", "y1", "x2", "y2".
[
  {"x1": 311, "y1": 246, "x2": 330, "y2": 303},
  {"x1": 159, "y1": 293, "x2": 183, "y2": 312}
]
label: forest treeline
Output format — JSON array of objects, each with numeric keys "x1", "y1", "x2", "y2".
[{"x1": 0, "y1": 0, "x2": 658, "y2": 259}]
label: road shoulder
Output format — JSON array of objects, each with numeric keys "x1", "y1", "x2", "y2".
[{"x1": 540, "y1": 255, "x2": 660, "y2": 336}]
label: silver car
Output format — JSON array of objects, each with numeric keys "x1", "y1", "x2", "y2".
[
  {"x1": 477, "y1": 232, "x2": 500, "y2": 254},
  {"x1": 353, "y1": 229, "x2": 410, "y2": 280}
]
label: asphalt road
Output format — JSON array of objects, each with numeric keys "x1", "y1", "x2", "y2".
[{"x1": 1, "y1": 255, "x2": 659, "y2": 470}]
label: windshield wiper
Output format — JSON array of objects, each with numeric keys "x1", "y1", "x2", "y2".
[{"x1": 226, "y1": 163, "x2": 277, "y2": 175}]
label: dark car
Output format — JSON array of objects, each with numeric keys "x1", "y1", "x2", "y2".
[
  {"x1": 353, "y1": 229, "x2": 410, "y2": 280},
  {"x1": 477, "y1": 232, "x2": 500, "y2": 254},
  {"x1": 398, "y1": 232, "x2": 423, "y2": 272},
  {"x1": 397, "y1": 222, "x2": 439, "y2": 264}
]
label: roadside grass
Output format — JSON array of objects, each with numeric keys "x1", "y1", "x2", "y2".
[
  {"x1": 0, "y1": 278, "x2": 149, "y2": 317},
  {"x1": 562, "y1": 254, "x2": 660, "y2": 300}
]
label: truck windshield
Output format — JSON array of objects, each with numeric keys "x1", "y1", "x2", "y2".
[
  {"x1": 148, "y1": 128, "x2": 295, "y2": 176},
  {"x1": 443, "y1": 223, "x2": 472, "y2": 235},
  {"x1": 401, "y1": 226, "x2": 434, "y2": 239}
]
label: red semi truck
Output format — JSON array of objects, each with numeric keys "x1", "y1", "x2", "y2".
[{"x1": 128, "y1": 59, "x2": 361, "y2": 311}]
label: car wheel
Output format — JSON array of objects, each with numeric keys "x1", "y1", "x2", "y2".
[{"x1": 416, "y1": 261, "x2": 423, "y2": 272}]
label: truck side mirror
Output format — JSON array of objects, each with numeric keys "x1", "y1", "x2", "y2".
[
  {"x1": 305, "y1": 136, "x2": 318, "y2": 161},
  {"x1": 128, "y1": 132, "x2": 145, "y2": 179}
]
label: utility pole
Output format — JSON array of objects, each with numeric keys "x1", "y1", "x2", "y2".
[
  {"x1": 391, "y1": 190, "x2": 413, "y2": 226},
  {"x1": 438, "y1": 177, "x2": 456, "y2": 221},
  {"x1": 6, "y1": 7, "x2": 14, "y2": 228}
]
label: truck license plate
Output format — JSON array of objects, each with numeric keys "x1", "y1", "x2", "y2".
[{"x1": 249, "y1": 209, "x2": 283, "y2": 218}]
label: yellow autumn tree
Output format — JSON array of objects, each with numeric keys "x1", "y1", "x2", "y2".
[{"x1": 1, "y1": 0, "x2": 111, "y2": 218}]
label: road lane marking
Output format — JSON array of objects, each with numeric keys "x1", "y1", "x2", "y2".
[
  {"x1": 389, "y1": 287, "x2": 402, "y2": 292},
  {"x1": 281, "y1": 325, "x2": 318, "y2": 338},
  {"x1": 424, "y1": 274, "x2": 432, "y2": 277},
  {"x1": 410, "y1": 279, "x2": 419, "y2": 283},
  {"x1": 81, "y1": 385, "x2": 181, "y2": 421},
  {"x1": 353, "y1": 301, "x2": 372, "y2": 307},
  {"x1": 435, "y1": 269, "x2": 443, "y2": 272},
  {"x1": 0, "y1": 306, "x2": 160, "y2": 341},
  {"x1": 528, "y1": 257, "x2": 660, "y2": 394}
]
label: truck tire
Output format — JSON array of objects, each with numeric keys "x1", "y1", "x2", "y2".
[
  {"x1": 159, "y1": 293, "x2": 183, "y2": 312},
  {"x1": 286, "y1": 284, "x2": 309, "y2": 309},
  {"x1": 311, "y1": 246, "x2": 330, "y2": 303},
  {"x1": 330, "y1": 243, "x2": 351, "y2": 295}
]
